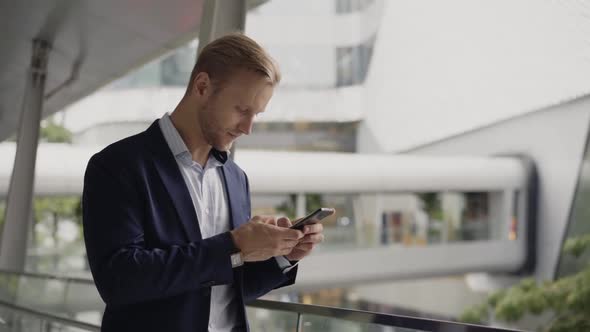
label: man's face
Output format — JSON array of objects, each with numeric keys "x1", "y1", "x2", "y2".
[{"x1": 198, "y1": 70, "x2": 274, "y2": 151}]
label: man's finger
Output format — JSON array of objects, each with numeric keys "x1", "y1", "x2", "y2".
[
  {"x1": 278, "y1": 228, "x2": 304, "y2": 240},
  {"x1": 279, "y1": 239, "x2": 299, "y2": 249},
  {"x1": 300, "y1": 233, "x2": 325, "y2": 244},
  {"x1": 295, "y1": 242, "x2": 314, "y2": 252},
  {"x1": 303, "y1": 223, "x2": 323, "y2": 234},
  {"x1": 280, "y1": 247, "x2": 293, "y2": 256},
  {"x1": 276, "y1": 217, "x2": 292, "y2": 228}
]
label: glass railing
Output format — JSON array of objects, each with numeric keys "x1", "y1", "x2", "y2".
[
  {"x1": 0, "y1": 270, "x2": 524, "y2": 332},
  {"x1": 0, "y1": 270, "x2": 103, "y2": 326},
  {"x1": 0, "y1": 299, "x2": 100, "y2": 332}
]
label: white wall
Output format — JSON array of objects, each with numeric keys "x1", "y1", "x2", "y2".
[
  {"x1": 359, "y1": 0, "x2": 590, "y2": 153},
  {"x1": 245, "y1": 0, "x2": 384, "y2": 88},
  {"x1": 404, "y1": 95, "x2": 590, "y2": 281}
]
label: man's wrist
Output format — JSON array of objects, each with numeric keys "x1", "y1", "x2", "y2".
[{"x1": 229, "y1": 230, "x2": 241, "y2": 251}]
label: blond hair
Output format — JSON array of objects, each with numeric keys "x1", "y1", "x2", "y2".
[{"x1": 187, "y1": 33, "x2": 281, "y2": 93}]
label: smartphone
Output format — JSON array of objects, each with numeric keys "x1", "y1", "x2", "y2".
[{"x1": 290, "y1": 208, "x2": 335, "y2": 230}]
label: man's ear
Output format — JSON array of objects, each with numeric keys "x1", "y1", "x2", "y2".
[{"x1": 191, "y1": 72, "x2": 211, "y2": 97}]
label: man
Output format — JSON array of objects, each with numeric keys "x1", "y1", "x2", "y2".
[{"x1": 82, "y1": 33, "x2": 324, "y2": 332}]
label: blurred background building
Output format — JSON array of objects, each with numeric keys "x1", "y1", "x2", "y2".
[{"x1": 1, "y1": 0, "x2": 590, "y2": 331}]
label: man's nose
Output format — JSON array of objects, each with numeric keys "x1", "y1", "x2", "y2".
[{"x1": 238, "y1": 116, "x2": 254, "y2": 135}]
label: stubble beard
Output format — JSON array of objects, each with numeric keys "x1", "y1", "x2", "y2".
[{"x1": 198, "y1": 105, "x2": 231, "y2": 152}]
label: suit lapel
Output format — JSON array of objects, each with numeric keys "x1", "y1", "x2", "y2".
[
  {"x1": 144, "y1": 121, "x2": 202, "y2": 241},
  {"x1": 221, "y1": 161, "x2": 246, "y2": 230}
]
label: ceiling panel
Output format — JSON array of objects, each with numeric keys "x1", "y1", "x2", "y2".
[{"x1": 0, "y1": 0, "x2": 206, "y2": 141}]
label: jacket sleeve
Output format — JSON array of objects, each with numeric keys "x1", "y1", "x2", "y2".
[
  {"x1": 242, "y1": 260, "x2": 297, "y2": 303},
  {"x1": 240, "y1": 172, "x2": 298, "y2": 302},
  {"x1": 83, "y1": 154, "x2": 236, "y2": 307}
]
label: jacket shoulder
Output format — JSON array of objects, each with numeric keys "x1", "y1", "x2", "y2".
[{"x1": 88, "y1": 131, "x2": 148, "y2": 169}]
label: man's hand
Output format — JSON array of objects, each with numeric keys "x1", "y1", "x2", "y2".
[
  {"x1": 230, "y1": 216, "x2": 304, "y2": 262},
  {"x1": 270, "y1": 217, "x2": 325, "y2": 261}
]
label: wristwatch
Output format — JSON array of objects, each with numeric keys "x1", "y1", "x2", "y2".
[{"x1": 230, "y1": 252, "x2": 244, "y2": 268}]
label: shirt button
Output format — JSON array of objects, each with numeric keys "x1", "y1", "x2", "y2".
[{"x1": 205, "y1": 208, "x2": 210, "y2": 215}]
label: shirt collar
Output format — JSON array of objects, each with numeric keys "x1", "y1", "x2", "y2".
[{"x1": 159, "y1": 113, "x2": 229, "y2": 167}]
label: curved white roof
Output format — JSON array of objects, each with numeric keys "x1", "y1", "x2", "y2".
[
  {"x1": 360, "y1": 0, "x2": 590, "y2": 152},
  {"x1": 0, "y1": 0, "x2": 207, "y2": 141}
]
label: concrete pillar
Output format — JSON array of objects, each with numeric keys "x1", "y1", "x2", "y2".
[
  {"x1": 296, "y1": 193, "x2": 307, "y2": 217},
  {"x1": 197, "y1": 0, "x2": 247, "y2": 54},
  {"x1": 0, "y1": 39, "x2": 51, "y2": 271}
]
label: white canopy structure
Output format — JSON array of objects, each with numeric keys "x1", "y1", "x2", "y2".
[{"x1": 0, "y1": 143, "x2": 527, "y2": 196}]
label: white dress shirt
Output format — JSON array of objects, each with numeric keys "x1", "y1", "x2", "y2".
[
  {"x1": 159, "y1": 114, "x2": 294, "y2": 331},
  {"x1": 159, "y1": 114, "x2": 241, "y2": 332}
]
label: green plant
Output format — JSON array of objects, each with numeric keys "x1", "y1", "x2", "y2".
[
  {"x1": 33, "y1": 196, "x2": 82, "y2": 269},
  {"x1": 40, "y1": 116, "x2": 72, "y2": 143},
  {"x1": 461, "y1": 233, "x2": 590, "y2": 331},
  {"x1": 34, "y1": 196, "x2": 81, "y2": 240},
  {"x1": 306, "y1": 193, "x2": 323, "y2": 215},
  {"x1": 276, "y1": 194, "x2": 324, "y2": 221},
  {"x1": 276, "y1": 194, "x2": 297, "y2": 220},
  {"x1": 418, "y1": 193, "x2": 444, "y2": 220}
]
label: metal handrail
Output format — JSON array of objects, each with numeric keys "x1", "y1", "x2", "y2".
[
  {"x1": 0, "y1": 299, "x2": 100, "y2": 331},
  {"x1": 248, "y1": 299, "x2": 523, "y2": 332},
  {"x1": 0, "y1": 269, "x2": 524, "y2": 332}
]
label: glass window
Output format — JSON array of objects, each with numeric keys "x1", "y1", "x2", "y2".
[
  {"x1": 555, "y1": 135, "x2": 590, "y2": 278},
  {"x1": 238, "y1": 122, "x2": 357, "y2": 152},
  {"x1": 246, "y1": 2, "x2": 377, "y2": 88},
  {"x1": 336, "y1": 36, "x2": 376, "y2": 87},
  {"x1": 252, "y1": 191, "x2": 509, "y2": 252},
  {"x1": 160, "y1": 41, "x2": 198, "y2": 86},
  {"x1": 335, "y1": 0, "x2": 376, "y2": 14},
  {"x1": 106, "y1": 59, "x2": 162, "y2": 89},
  {"x1": 105, "y1": 40, "x2": 199, "y2": 90},
  {"x1": 246, "y1": 307, "x2": 299, "y2": 331}
]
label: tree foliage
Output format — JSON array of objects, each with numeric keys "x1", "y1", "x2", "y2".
[
  {"x1": 461, "y1": 233, "x2": 590, "y2": 331},
  {"x1": 33, "y1": 196, "x2": 80, "y2": 224},
  {"x1": 276, "y1": 194, "x2": 323, "y2": 220},
  {"x1": 39, "y1": 117, "x2": 72, "y2": 143}
]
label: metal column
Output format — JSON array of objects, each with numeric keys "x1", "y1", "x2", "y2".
[
  {"x1": 197, "y1": 0, "x2": 247, "y2": 54},
  {"x1": 296, "y1": 193, "x2": 307, "y2": 217},
  {"x1": 0, "y1": 39, "x2": 51, "y2": 271}
]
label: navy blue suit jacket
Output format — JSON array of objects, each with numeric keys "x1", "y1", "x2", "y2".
[{"x1": 82, "y1": 120, "x2": 297, "y2": 332}]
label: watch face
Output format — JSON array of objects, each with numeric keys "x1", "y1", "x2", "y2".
[{"x1": 231, "y1": 253, "x2": 243, "y2": 267}]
